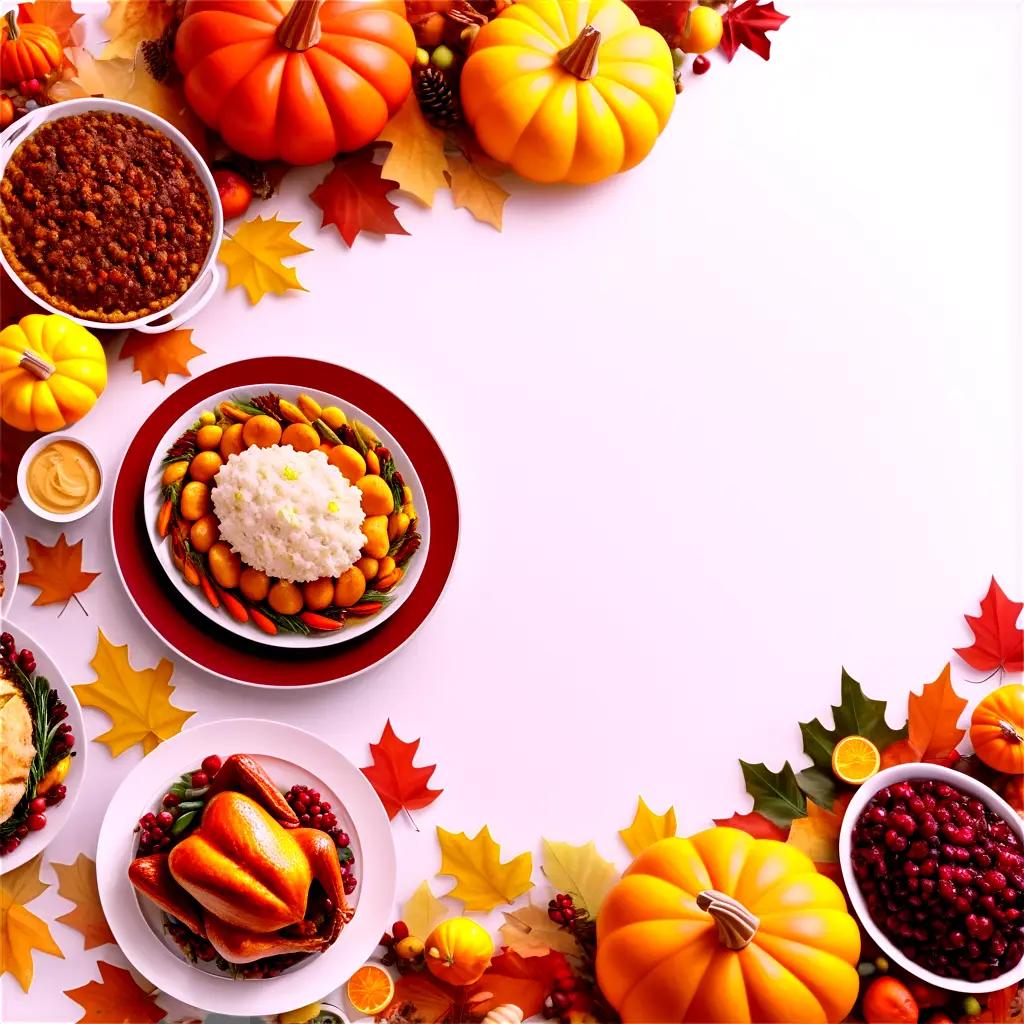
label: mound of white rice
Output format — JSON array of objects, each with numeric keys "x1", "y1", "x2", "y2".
[{"x1": 211, "y1": 445, "x2": 365, "y2": 583}]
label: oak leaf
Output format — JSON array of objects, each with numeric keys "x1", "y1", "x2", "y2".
[
  {"x1": 52, "y1": 855, "x2": 115, "y2": 951},
  {"x1": 437, "y1": 825, "x2": 533, "y2": 912},
  {"x1": 19, "y1": 534, "x2": 99, "y2": 608},
  {"x1": 362, "y1": 720, "x2": 442, "y2": 821},
  {"x1": 712, "y1": 810, "x2": 789, "y2": 841},
  {"x1": 955, "y1": 577, "x2": 1024, "y2": 675},
  {"x1": 120, "y1": 329, "x2": 205, "y2": 385},
  {"x1": 720, "y1": 0, "x2": 789, "y2": 62},
  {"x1": 0, "y1": 856, "x2": 64, "y2": 992},
  {"x1": 311, "y1": 151, "x2": 408, "y2": 247},
  {"x1": 74, "y1": 630, "x2": 194, "y2": 757},
  {"x1": 220, "y1": 215, "x2": 311, "y2": 305},
  {"x1": 619, "y1": 796, "x2": 677, "y2": 857},
  {"x1": 378, "y1": 97, "x2": 448, "y2": 207},
  {"x1": 500, "y1": 903, "x2": 581, "y2": 958},
  {"x1": 102, "y1": 1, "x2": 176, "y2": 60},
  {"x1": 19, "y1": 0, "x2": 83, "y2": 48},
  {"x1": 908, "y1": 664, "x2": 967, "y2": 761},
  {"x1": 445, "y1": 154, "x2": 509, "y2": 231},
  {"x1": 65, "y1": 961, "x2": 165, "y2": 1024},
  {"x1": 400, "y1": 881, "x2": 448, "y2": 941},
  {"x1": 541, "y1": 840, "x2": 617, "y2": 917}
]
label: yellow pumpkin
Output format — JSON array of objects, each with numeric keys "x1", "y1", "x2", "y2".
[
  {"x1": 461, "y1": 0, "x2": 675, "y2": 184},
  {"x1": 424, "y1": 916, "x2": 494, "y2": 986},
  {"x1": 0, "y1": 315, "x2": 107, "y2": 433},
  {"x1": 596, "y1": 830, "x2": 861, "y2": 1023}
]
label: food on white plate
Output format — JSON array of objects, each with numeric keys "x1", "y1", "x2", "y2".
[
  {"x1": 155, "y1": 390, "x2": 422, "y2": 638},
  {"x1": 0, "y1": 633, "x2": 75, "y2": 855},
  {"x1": 128, "y1": 753, "x2": 357, "y2": 978}
]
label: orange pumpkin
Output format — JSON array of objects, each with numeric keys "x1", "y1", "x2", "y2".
[
  {"x1": 0, "y1": 12, "x2": 62, "y2": 87},
  {"x1": 424, "y1": 917, "x2": 494, "y2": 986},
  {"x1": 0, "y1": 94, "x2": 13, "y2": 130},
  {"x1": 862, "y1": 976, "x2": 918, "y2": 1024},
  {"x1": 596, "y1": 830, "x2": 861, "y2": 1023},
  {"x1": 970, "y1": 684, "x2": 1024, "y2": 774},
  {"x1": 175, "y1": 0, "x2": 416, "y2": 165}
]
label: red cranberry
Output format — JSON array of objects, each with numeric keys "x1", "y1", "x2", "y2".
[
  {"x1": 27, "y1": 813, "x2": 46, "y2": 831},
  {"x1": 201, "y1": 755, "x2": 222, "y2": 777},
  {"x1": 191, "y1": 770, "x2": 209, "y2": 788}
]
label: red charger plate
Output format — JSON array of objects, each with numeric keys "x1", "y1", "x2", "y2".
[{"x1": 111, "y1": 357, "x2": 458, "y2": 686}]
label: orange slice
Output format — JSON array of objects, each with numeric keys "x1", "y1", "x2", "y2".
[
  {"x1": 346, "y1": 964, "x2": 395, "y2": 1016},
  {"x1": 832, "y1": 735, "x2": 881, "y2": 784}
]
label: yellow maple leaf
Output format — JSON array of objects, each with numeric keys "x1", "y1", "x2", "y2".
[
  {"x1": 52, "y1": 855, "x2": 115, "y2": 951},
  {"x1": 400, "y1": 881, "x2": 449, "y2": 941},
  {"x1": 102, "y1": 0, "x2": 176, "y2": 60},
  {"x1": 619, "y1": 796, "x2": 678, "y2": 858},
  {"x1": 500, "y1": 902, "x2": 581, "y2": 959},
  {"x1": 74, "y1": 630, "x2": 194, "y2": 757},
  {"x1": 787, "y1": 800, "x2": 844, "y2": 864},
  {"x1": 119, "y1": 329, "x2": 205, "y2": 385},
  {"x1": 437, "y1": 825, "x2": 533, "y2": 912},
  {"x1": 19, "y1": 534, "x2": 100, "y2": 608},
  {"x1": 541, "y1": 840, "x2": 618, "y2": 917},
  {"x1": 446, "y1": 154, "x2": 509, "y2": 231},
  {"x1": 1, "y1": 856, "x2": 64, "y2": 992},
  {"x1": 220, "y1": 215, "x2": 311, "y2": 305},
  {"x1": 378, "y1": 97, "x2": 448, "y2": 208}
]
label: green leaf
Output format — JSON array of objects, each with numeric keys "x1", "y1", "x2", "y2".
[
  {"x1": 799, "y1": 718, "x2": 837, "y2": 774},
  {"x1": 796, "y1": 766, "x2": 836, "y2": 810},
  {"x1": 740, "y1": 760, "x2": 807, "y2": 828}
]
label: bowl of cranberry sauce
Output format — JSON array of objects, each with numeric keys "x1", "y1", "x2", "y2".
[{"x1": 840, "y1": 764, "x2": 1024, "y2": 993}]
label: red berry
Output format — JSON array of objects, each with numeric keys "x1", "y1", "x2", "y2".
[
  {"x1": 29, "y1": 797, "x2": 47, "y2": 814},
  {"x1": 27, "y1": 813, "x2": 46, "y2": 831},
  {"x1": 141, "y1": 812, "x2": 156, "y2": 827},
  {"x1": 157, "y1": 811, "x2": 174, "y2": 828},
  {"x1": 392, "y1": 921, "x2": 410, "y2": 941},
  {"x1": 693, "y1": 55, "x2": 711, "y2": 75},
  {"x1": 163, "y1": 793, "x2": 180, "y2": 807},
  {"x1": 61, "y1": 733, "x2": 75, "y2": 749},
  {"x1": 336, "y1": 831, "x2": 350, "y2": 847},
  {"x1": 15, "y1": 824, "x2": 28, "y2": 838},
  {"x1": 201, "y1": 755, "x2": 222, "y2": 777},
  {"x1": 191, "y1": 770, "x2": 209, "y2": 788}
]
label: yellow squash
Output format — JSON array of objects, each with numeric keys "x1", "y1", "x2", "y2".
[
  {"x1": 596, "y1": 829, "x2": 861, "y2": 1023},
  {"x1": 425, "y1": 916, "x2": 494, "y2": 986},
  {"x1": 0, "y1": 315, "x2": 107, "y2": 433},
  {"x1": 461, "y1": 0, "x2": 675, "y2": 184}
]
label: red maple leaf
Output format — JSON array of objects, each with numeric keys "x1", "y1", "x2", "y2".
[
  {"x1": 362, "y1": 720, "x2": 442, "y2": 821},
  {"x1": 467, "y1": 950, "x2": 571, "y2": 1020},
  {"x1": 954, "y1": 577, "x2": 1024, "y2": 674},
  {"x1": 713, "y1": 810, "x2": 789, "y2": 841},
  {"x1": 721, "y1": 1, "x2": 789, "y2": 62},
  {"x1": 311, "y1": 150, "x2": 408, "y2": 248}
]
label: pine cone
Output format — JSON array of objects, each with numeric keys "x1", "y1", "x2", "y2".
[
  {"x1": 413, "y1": 66, "x2": 461, "y2": 129},
  {"x1": 140, "y1": 25, "x2": 176, "y2": 83}
]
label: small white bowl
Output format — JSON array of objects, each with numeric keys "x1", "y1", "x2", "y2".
[
  {"x1": 17, "y1": 434, "x2": 104, "y2": 523},
  {"x1": 840, "y1": 763, "x2": 1024, "y2": 994}
]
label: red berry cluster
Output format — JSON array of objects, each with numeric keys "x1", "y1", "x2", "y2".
[
  {"x1": 285, "y1": 784, "x2": 357, "y2": 895},
  {"x1": 0, "y1": 635, "x2": 72, "y2": 855},
  {"x1": 852, "y1": 779, "x2": 1024, "y2": 982},
  {"x1": 165, "y1": 919, "x2": 305, "y2": 978},
  {"x1": 135, "y1": 754, "x2": 221, "y2": 856},
  {"x1": 548, "y1": 893, "x2": 578, "y2": 927}
]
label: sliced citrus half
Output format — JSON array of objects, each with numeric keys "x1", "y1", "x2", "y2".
[
  {"x1": 346, "y1": 964, "x2": 395, "y2": 1016},
  {"x1": 831, "y1": 735, "x2": 881, "y2": 784}
]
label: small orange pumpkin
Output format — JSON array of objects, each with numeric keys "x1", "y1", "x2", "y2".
[
  {"x1": 0, "y1": 94, "x2": 13, "y2": 130},
  {"x1": 862, "y1": 976, "x2": 918, "y2": 1024},
  {"x1": 175, "y1": 0, "x2": 416, "y2": 166},
  {"x1": 0, "y1": 12, "x2": 62, "y2": 88},
  {"x1": 424, "y1": 917, "x2": 494, "y2": 986},
  {"x1": 970, "y1": 684, "x2": 1024, "y2": 775},
  {"x1": 596, "y1": 830, "x2": 861, "y2": 1023}
]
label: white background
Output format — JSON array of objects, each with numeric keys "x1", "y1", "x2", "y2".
[{"x1": 3, "y1": 0, "x2": 1022, "y2": 1020}]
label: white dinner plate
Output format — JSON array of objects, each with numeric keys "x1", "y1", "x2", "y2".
[
  {"x1": 95, "y1": 719, "x2": 396, "y2": 1016},
  {"x1": 0, "y1": 622, "x2": 87, "y2": 874},
  {"x1": 0, "y1": 511, "x2": 18, "y2": 620},
  {"x1": 143, "y1": 383, "x2": 430, "y2": 649}
]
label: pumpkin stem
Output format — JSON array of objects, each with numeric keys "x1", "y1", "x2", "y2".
[
  {"x1": 19, "y1": 350, "x2": 54, "y2": 381},
  {"x1": 558, "y1": 24, "x2": 601, "y2": 81},
  {"x1": 276, "y1": 0, "x2": 325, "y2": 51},
  {"x1": 696, "y1": 889, "x2": 759, "y2": 950},
  {"x1": 3, "y1": 11, "x2": 20, "y2": 42},
  {"x1": 999, "y1": 720, "x2": 1024, "y2": 744}
]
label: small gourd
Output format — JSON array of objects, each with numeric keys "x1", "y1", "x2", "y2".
[
  {"x1": 970, "y1": 684, "x2": 1024, "y2": 774},
  {"x1": 0, "y1": 315, "x2": 107, "y2": 433},
  {"x1": 481, "y1": 1006, "x2": 524, "y2": 1024},
  {"x1": 0, "y1": 12, "x2": 62, "y2": 87},
  {"x1": 424, "y1": 916, "x2": 494, "y2": 986}
]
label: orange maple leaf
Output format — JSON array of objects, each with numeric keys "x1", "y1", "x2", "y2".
[
  {"x1": 53, "y1": 855, "x2": 115, "y2": 951},
  {"x1": 907, "y1": 664, "x2": 967, "y2": 761},
  {"x1": 120, "y1": 329, "x2": 205, "y2": 385},
  {"x1": 19, "y1": 0, "x2": 83, "y2": 48},
  {"x1": 65, "y1": 961, "x2": 165, "y2": 1024},
  {"x1": 19, "y1": 535, "x2": 99, "y2": 609}
]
